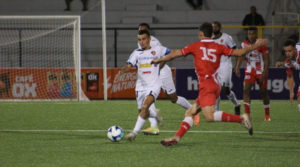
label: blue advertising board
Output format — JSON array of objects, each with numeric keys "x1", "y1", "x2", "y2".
[{"x1": 175, "y1": 68, "x2": 299, "y2": 100}]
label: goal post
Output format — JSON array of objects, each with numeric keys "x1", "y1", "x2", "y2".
[{"x1": 0, "y1": 15, "x2": 86, "y2": 101}]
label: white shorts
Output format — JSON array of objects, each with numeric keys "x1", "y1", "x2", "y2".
[
  {"x1": 160, "y1": 65, "x2": 176, "y2": 94},
  {"x1": 217, "y1": 63, "x2": 232, "y2": 88},
  {"x1": 135, "y1": 85, "x2": 161, "y2": 109}
]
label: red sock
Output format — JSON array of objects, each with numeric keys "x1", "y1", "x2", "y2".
[
  {"x1": 244, "y1": 102, "x2": 251, "y2": 114},
  {"x1": 221, "y1": 112, "x2": 243, "y2": 123},
  {"x1": 264, "y1": 105, "x2": 270, "y2": 116},
  {"x1": 175, "y1": 121, "x2": 191, "y2": 138}
]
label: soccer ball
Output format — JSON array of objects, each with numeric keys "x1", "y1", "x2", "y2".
[{"x1": 107, "y1": 125, "x2": 124, "y2": 142}]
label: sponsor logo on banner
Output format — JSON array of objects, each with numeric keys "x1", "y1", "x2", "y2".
[
  {"x1": 176, "y1": 68, "x2": 299, "y2": 100},
  {"x1": 111, "y1": 72, "x2": 137, "y2": 94},
  {"x1": 13, "y1": 74, "x2": 37, "y2": 98}
]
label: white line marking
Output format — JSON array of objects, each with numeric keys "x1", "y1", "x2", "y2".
[{"x1": 1, "y1": 129, "x2": 300, "y2": 134}]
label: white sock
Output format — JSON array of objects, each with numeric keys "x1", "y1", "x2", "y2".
[
  {"x1": 298, "y1": 104, "x2": 300, "y2": 112},
  {"x1": 227, "y1": 91, "x2": 240, "y2": 107},
  {"x1": 215, "y1": 96, "x2": 220, "y2": 111},
  {"x1": 183, "y1": 116, "x2": 193, "y2": 127},
  {"x1": 148, "y1": 104, "x2": 158, "y2": 127},
  {"x1": 176, "y1": 96, "x2": 192, "y2": 109},
  {"x1": 149, "y1": 108, "x2": 157, "y2": 118},
  {"x1": 213, "y1": 111, "x2": 223, "y2": 122},
  {"x1": 148, "y1": 118, "x2": 158, "y2": 127},
  {"x1": 133, "y1": 116, "x2": 146, "y2": 132}
]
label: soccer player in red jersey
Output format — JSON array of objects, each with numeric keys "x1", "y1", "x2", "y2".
[
  {"x1": 235, "y1": 27, "x2": 270, "y2": 121},
  {"x1": 276, "y1": 39, "x2": 300, "y2": 111},
  {"x1": 151, "y1": 23, "x2": 267, "y2": 146}
]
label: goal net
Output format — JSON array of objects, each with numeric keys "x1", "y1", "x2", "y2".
[{"x1": 0, "y1": 16, "x2": 85, "y2": 101}]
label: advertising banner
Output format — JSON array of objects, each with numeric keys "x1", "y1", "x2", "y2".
[
  {"x1": 175, "y1": 68, "x2": 299, "y2": 100},
  {"x1": 82, "y1": 68, "x2": 172, "y2": 99},
  {"x1": 0, "y1": 69, "x2": 77, "y2": 99}
]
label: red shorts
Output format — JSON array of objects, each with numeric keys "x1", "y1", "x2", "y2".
[
  {"x1": 195, "y1": 77, "x2": 220, "y2": 108},
  {"x1": 244, "y1": 69, "x2": 268, "y2": 88}
]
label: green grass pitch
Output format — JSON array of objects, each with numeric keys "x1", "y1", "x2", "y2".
[{"x1": 0, "y1": 100, "x2": 300, "y2": 167}]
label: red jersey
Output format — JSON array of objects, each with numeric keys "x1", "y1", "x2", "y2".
[
  {"x1": 181, "y1": 39, "x2": 234, "y2": 78},
  {"x1": 241, "y1": 40, "x2": 268, "y2": 74}
]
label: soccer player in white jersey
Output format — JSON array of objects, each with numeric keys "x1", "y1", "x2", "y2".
[
  {"x1": 119, "y1": 30, "x2": 170, "y2": 141},
  {"x1": 138, "y1": 23, "x2": 195, "y2": 130},
  {"x1": 235, "y1": 27, "x2": 271, "y2": 121},
  {"x1": 212, "y1": 21, "x2": 241, "y2": 115},
  {"x1": 276, "y1": 39, "x2": 300, "y2": 111}
]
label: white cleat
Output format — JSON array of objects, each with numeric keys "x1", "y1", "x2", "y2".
[
  {"x1": 241, "y1": 114, "x2": 253, "y2": 135},
  {"x1": 125, "y1": 131, "x2": 137, "y2": 141}
]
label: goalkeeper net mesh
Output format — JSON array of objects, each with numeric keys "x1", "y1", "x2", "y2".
[{"x1": 0, "y1": 16, "x2": 84, "y2": 101}]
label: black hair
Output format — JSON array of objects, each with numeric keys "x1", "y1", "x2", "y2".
[
  {"x1": 138, "y1": 30, "x2": 150, "y2": 37},
  {"x1": 284, "y1": 39, "x2": 296, "y2": 47},
  {"x1": 138, "y1": 23, "x2": 150, "y2": 29},
  {"x1": 199, "y1": 22, "x2": 213, "y2": 37},
  {"x1": 213, "y1": 21, "x2": 222, "y2": 28},
  {"x1": 248, "y1": 26, "x2": 257, "y2": 32}
]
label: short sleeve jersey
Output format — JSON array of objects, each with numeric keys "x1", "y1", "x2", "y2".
[
  {"x1": 241, "y1": 40, "x2": 268, "y2": 74},
  {"x1": 127, "y1": 45, "x2": 170, "y2": 91},
  {"x1": 285, "y1": 42, "x2": 300, "y2": 75},
  {"x1": 181, "y1": 39, "x2": 234, "y2": 78},
  {"x1": 213, "y1": 33, "x2": 236, "y2": 65}
]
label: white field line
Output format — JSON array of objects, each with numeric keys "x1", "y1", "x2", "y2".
[{"x1": 1, "y1": 129, "x2": 300, "y2": 134}]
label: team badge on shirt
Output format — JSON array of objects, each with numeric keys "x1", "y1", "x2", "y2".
[
  {"x1": 151, "y1": 51, "x2": 156, "y2": 56},
  {"x1": 220, "y1": 39, "x2": 224, "y2": 43}
]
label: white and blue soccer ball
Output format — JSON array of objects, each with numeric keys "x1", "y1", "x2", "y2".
[{"x1": 107, "y1": 125, "x2": 124, "y2": 142}]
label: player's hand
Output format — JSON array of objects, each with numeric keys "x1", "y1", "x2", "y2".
[
  {"x1": 290, "y1": 92, "x2": 294, "y2": 104},
  {"x1": 275, "y1": 61, "x2": 284, "y2": 67},
  {"x1": 255, "y1": 39, "x2": 268, "y2": 47},
  {"x1": 234, "y1": 68, "x2": 241, "y2": 78}
]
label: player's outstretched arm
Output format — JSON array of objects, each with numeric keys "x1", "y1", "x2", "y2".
[
  {"x1": 151, "y1": 49, "x2": 183, "y2": 64},
  {"x1": 232, "y1": 39, "x2": 267, "y2": 56}
]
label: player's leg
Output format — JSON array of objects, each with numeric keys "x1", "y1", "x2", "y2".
[
  {"x1": 161, "y1": 69, "x2": 192, "y2": 109},
  {"x1": 258, "y1": 79, "x2": 270, "y2": 121},
  {"x1": 222, "y1": 86, "x2": 241, "y2": 115},
  {"x1": 160, "y1": 103, "x2": 199, "y2": 146},
  {"x1": 243, "y1": 71, "x2": 255, "y2": 118},
  {"x1": 126, "y1": 88, "x2": 160, "y2": 141},
  {"x1": 142, "y1": 103, "x2": 162, "y2": 135},
  {"x1": 298, "y1": 95, "x2": 300, "y2": 112},
  {"x1": 161, "y1": 67, "x2": 198, "y2": 124},
  {"x1": 126, "y1": 94, "x2": 156, "y2": 141}
]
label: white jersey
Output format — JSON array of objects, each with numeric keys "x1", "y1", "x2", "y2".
[
  {"x1": 241, "y1": 40, "x2": 269, "y2": 74},
  {"x1": 213, "y1": 32, "x2": 236, "y2": 67},
  {"x1": 138, "y1": 35, "x2": 171, "y2": 79},
  {"x1": 128, "y1": 45, "x2": 170, "y2": 91}
]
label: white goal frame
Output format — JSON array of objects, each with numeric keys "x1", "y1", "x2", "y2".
[{"x1": 0, "y1": 15, "x2": 83, "y2": 101}]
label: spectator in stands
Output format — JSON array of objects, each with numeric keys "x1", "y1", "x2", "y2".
[
  {"x1": 242, "y1": 6, "x2": 265, "y2": 26},
  {"x1": 64, "y1": 0, "x2": 88, "y2": 11},
  {"x1": 186, "y1": 0, "x2": 203, "y2": 10}
]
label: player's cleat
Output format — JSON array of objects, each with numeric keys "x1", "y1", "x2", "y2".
[
  {"x1": 155, "y1": 109, "x2": 163, "y2": 126},
  {"x1": 160, "y1": 136, "x2": 179, "y2": 147},
  {"x1": 235, "y1": 105, "x2": 241, "y2": 115},
  {"x1": 264, "y1": 115, "x2": 271, "y2": 122},
  {"x1": 193, "y1": 113, "x2": 200, "y2": 126},
  {"x1": 125, "y1": 131, "x2": 137, "y2": 141},
  {"x1": 241, "y1": 114, "x2": 253, "y2": 136},
  {"x1": 142, "y1": 126, "x2": 160, "y2": 135}
]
